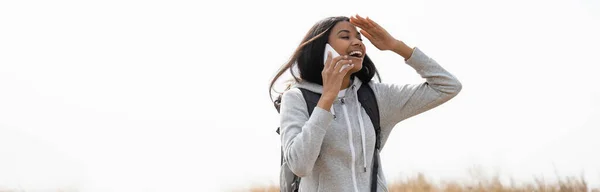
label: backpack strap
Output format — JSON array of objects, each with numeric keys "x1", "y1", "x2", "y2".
[
  {"x1": 298, "y1": 88, "x2": 320, "y2": 116},
  {"x1": 357, "y1": 83, "x2": 381, "y2": 150},
  {"x1": 357, "y1": 83, "x2": 382, "y2": 192},
  {"x1": 275, "y1": 89, "x2": 320, "y2": 135},
  {"x1": 275, "y1": 95, "x2": 283, "y2": 135}
]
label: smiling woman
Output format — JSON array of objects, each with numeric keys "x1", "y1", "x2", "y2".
[
  {"x1": 269, "y1": 16, "x2": 380, "y2": 95},
  {"x1": 268, "y1": 15, "x2": 462, "y2": 192}
]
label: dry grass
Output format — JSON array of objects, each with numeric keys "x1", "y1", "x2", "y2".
[
  {"x1": 242, "y1": 171, "x2": 599, "y2": 192},
  {"x1": 386, "y1": 173, "x2": 596, "y2": 192}
]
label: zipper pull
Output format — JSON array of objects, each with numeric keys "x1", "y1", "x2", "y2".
[
  {"x1": 363, "y1": 167, "x2": 367, "y2": 172},
  {"x1": 340, "y1": 98, "x2": 345, "y2": 104}
]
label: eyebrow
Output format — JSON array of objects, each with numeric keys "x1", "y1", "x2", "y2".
[{"x1": 337, "y1": 29, "x2": 361, "y2": 36}]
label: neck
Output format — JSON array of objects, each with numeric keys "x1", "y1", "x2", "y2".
[{"x1": 340, "y1": 75, "x2": 352, "y2": 90}]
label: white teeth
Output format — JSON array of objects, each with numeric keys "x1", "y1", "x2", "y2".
[{"x1": 349, "y1": 51, "x2": 363, "y2": 57}]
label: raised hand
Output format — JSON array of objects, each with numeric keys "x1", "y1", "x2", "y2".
[{"x1": 349, "y1": 14, "x2": 399, "y2": 51}]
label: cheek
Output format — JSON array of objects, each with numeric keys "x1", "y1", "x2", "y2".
[{"x1": 330, "y1": 41, "x2": 351, "y2": 52}]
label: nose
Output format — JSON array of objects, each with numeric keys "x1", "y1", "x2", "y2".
[{"x1": 352, "y1": 38, "x2": 363, "y2": 47}]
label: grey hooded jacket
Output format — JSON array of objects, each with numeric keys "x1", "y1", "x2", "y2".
[{"x1": 279, "y1": 47, "x2": 462, "y2": 192}]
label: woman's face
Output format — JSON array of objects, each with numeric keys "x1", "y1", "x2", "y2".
[{"x1": 327, "y1": 21, "x2": 366, "y2": 74}]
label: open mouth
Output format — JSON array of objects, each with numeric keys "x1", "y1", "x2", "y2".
[{"x1": 349, "y1": 50, "x2": 363, "y2": 57}]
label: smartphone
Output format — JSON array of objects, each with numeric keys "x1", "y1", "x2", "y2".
[{"x1": 323, "y1": 43, "x2": 341, "y2": 65}]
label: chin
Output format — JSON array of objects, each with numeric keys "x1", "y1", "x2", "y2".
[{"x1": 351, "y1": 63, "x2": 363, "y2": 73}]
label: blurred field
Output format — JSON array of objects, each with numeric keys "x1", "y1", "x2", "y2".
[{"x1": 241, "y1": 171, "x2": 600, "y2": 192}]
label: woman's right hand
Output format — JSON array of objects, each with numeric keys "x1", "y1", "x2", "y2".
[{"x1": 317, "y1": 51, "x2": 354, "y2": 111}]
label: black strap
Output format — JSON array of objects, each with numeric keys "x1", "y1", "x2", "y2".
[
  {"x1": 357, "y1": 84, "x2": 381, "y2": 150},
  {"x1": 357, "y1": 84, "x2": 382, "y2": 192},
  {"x1": 299, "y1": 89, "x2": 320, "y2": 116}
]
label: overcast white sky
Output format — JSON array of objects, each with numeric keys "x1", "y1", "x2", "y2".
[{"x1": 1, "y1": 0, "x2": 599, "y2": 191}]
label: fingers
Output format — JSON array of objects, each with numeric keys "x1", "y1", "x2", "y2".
[
  {"x1": 321, "y1": 54, "x2": 354, "y2": 94},
  {"x1": 337, "y1": 58, "x2": 355, "y2": 74},
  {"x1": 350, "y1": 14, "x2": 367, "y2": 26},
  {"x1": 360, "y1": 29, "x2": 375, "y2": 40},
  {"x1": 350, "y1": 19, "x2": 368, "y2": 31},
  {"x1": 324, "y1": 51, "x2": 333, "y2": 70},
  {"x1": 323, "y1": 54, "x2": 353, "y2": 75},
  {"x1": 325, "y1": 52, "x2": 345, "y2": 70},
  {"x1": 339, "y1": 63, "x2": 355, "y2": 74},
  {"x1": 349, "y1": 16, "x2": 364, "y2": 27},
  {"x1": 333, "y1": 57, "x2": 353, "y2": 73},
  {"x1": 351, "y1": 14, "x2": 383, "y2": 34},
  {"x1": 365, "y1": 16, "x2": 378, "y2": 29},
  {"x1": 350, "y1": 14, "x2": 371, "y2": 29},
  {"x1": 350, "y1": 14, "x2": 381, "y2": 41},
  {"x1": 327, "y1": 54, "x2": 348, "y2": 68}
]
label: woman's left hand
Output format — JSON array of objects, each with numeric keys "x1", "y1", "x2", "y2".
[{"x1": 349, "y1": 14, "x2": 399, "y2": 51}]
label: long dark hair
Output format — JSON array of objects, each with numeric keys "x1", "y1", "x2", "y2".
[{"x1": 269, "y1": 16, "x2": 381, "y2": 111}]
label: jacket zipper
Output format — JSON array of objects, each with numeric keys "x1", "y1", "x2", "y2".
[{"x1": 341, "y1": 97, "x2": 360, "y2": 192}]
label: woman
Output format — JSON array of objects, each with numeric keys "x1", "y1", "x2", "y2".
[{"x1": 269, "y1": 15, "x2": 462, "y2": 192}]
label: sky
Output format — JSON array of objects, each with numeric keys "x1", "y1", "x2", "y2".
[{"x1": 1, "y1": 0, "x2": 599, "y2": 191}]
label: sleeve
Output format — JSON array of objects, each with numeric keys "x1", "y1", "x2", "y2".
[
  {"x1": 279, "y1": 88, "x2": 334, "y2": 177},
  {"x1": 373, "y1": 47, "x2": 462, "y2": 129}
]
